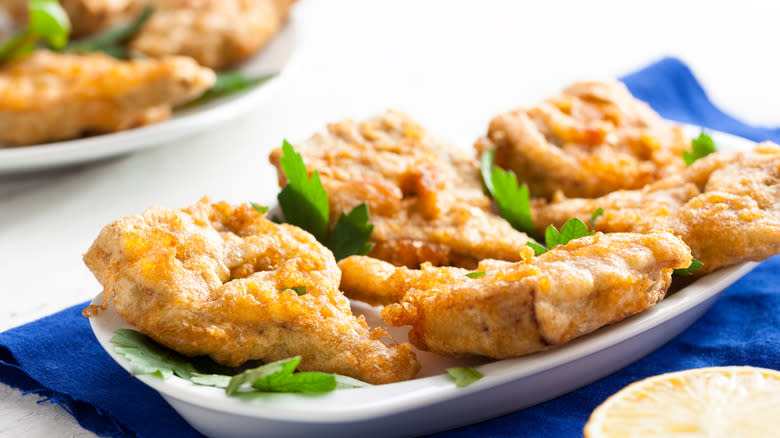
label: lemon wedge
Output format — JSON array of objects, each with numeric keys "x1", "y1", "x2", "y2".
[{"x1": 584, "y1": 366, "x2": 780, "y2": 438}]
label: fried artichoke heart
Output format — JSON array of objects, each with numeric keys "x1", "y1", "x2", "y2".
[{"x1": 83, "y1": 199, "x2": 419, "y2": 384}]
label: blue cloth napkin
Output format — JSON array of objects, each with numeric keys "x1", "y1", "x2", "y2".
[{"x1": 1, "y1": 57, "x2": 778, "y2": 438}]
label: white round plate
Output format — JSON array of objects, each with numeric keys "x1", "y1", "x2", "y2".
[
  {"x1": 88, "y1": 128, "x2": 759, "y2": 437},
  {"x1": 0, "y1": 17, "x2": 299, "y2": 174}
]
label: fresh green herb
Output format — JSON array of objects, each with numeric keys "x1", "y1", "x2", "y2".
[
  {"x1": 287, "y1": 286, "x2": 307, "y2": 296},
  {"x1": 447, "y1": 367, "x2": 483, "y2": 387},
  {"x1": 64, "y1": 6, "x2": 152, "y2": 57},
  {"x1": 481, "y1": 152, "x2": 534, "y2": 235},
  {"x1": 112, "y1": 329, "x2": 371, "y2": 395},
  {"x1": 683, "y1": 132, "x2": 716, "y2": 166},
  {"x1": 673, "y1": 258, "x2": 704, "y2": 276},
  {"x1": 527, "y1": 217, "x2": 594, "y2": 255},
  {"x1": 277, "y1": 141, "x2": 375, "y2": 260},
  {"x1": 329, "y1": 203, "x2": 375, "y2": 261},
  {"x1": 0, "y1": 0, "x2": 71, "y2": 63},
  {"x1": 465, "y1": 271, "x2": 486, "y2": 279},
  {"x1": 480, "y1": 148, "x2": 496, "y2": 195},
  {"x1": 589, "y1": 207, "x2": 604, "y2": 231},
  {"x1": 251, "y1": 202, "x2": 269, "y2": 214},
  {"x1": 227, "y1": 357, "x2": 336, "y2": 395},
  {"x1": 190, "y1": 71, "x2": 277, "y2": 106}
]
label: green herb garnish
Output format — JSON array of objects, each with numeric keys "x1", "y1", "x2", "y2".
[
  {"x1": 0, "y1": 0, "x2": 71, "y2": 63},
  {"x1": 527, "y1": 217, "x2": 594, "y2": 255},
  {"x1": 447, "y1": 367, "x2": 483, "y2": 387},
  {"x1": 189, "y1": 71, "x2": 277, "y2": 106},
  {"x1": 277, "y1": 140, "x2": 374, "y2": 260},
  {"x1": 251, "y1": 202, "x2": 269, "y2": 214},
  {"x1": 589, "y1": 207, "x2": 604, "y2": 230},
  {"x1": 465, "y1": 271, "x2": 486, "y2": 278},
  {"x1": 63, "y1": 6, "x2": 152, "y2": 58},
  {"x1": 111, "y1": 329, "x2": 371, "y2": 395},
  {"x1": 683, "y1": 133, "x2": 716, "y2": 166},
  {"x1": 287, "y1": 286, "x2": 307, "y2": 296},
  {"x1": 480, "y1": 149, "x2": 534, "y2": 235},
  {"x1": 673, "y1": 258, "x2": 704, "y2": 276}
]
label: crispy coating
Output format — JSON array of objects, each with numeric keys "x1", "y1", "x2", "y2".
[
  {"x1": 3, "y1": 0, "x2": 146, "y2": 37},
  {"x1": 0, "y1": 50, "x2": 214, "y2": 146},
  {"x1": 340, "y1": 232, "x2": 690, "y2": 358},
  {"x1": 130, "y1": 0, "x2": 297, "y2": 69},
  {"x1": 269, "y1": 110, "x2": 533, "y2": 269},
  {"x1": 475, "y1": 81, "x2": 688, "y2": 199},
  {"x1": 534, "y1": 143, "x2": 780, "y2": 273},
  {"x1": 83, "y1": 199, "x2": 419, "y2": 384}
]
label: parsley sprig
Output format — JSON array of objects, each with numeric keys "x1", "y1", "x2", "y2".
[
  {"x1": 0, "y1": 0, "x2": 70, "y2": 63},
  {"x1": 673, "y1": 258, "x2": 704, "y2": 276},
  {"x1": 63, "y1": 6, "x2": 152, "y2": 58},
  {"x1": 683, "y1": 132, "x2": 716, "y2": 166},
  {"x1": 277, "y1": 140, "x2": 375, "y2": 260},
  {"x1": 447, "y1": 367, "x2": 483, "y2": 387},
  {"x1": 480, "y1": 149, "x2": 534, "y2": 235},
  {"x1": 527, "y1": 209, "x2": 603, "y2": 255},
  {"x1": 112, "y1": 329, "x2": 370, "y2": 395}
]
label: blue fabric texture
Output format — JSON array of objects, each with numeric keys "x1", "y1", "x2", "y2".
[{"x1": 1, "y1": 57, "x2": 778, "y2": 437}]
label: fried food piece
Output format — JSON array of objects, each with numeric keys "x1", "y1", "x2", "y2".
[
  {"x1": 130, "y1": 0, "x2": 297, "y2": 69},
  {"x1": 0, "y1": 50, "x2": 214, "y2": 146},
  {"x1": 340, "y1": 232, "x2": 690, "y2": 358},
  {"x1": 534, "y1": 143, "x2": 780, "y2": 273},
  {"x1": 83, "y1": 199, "x2": 419, "y2": 384},
  {"x1": 475, "y1": 80, "x2": 688, "y2": 199},
  {"x1": 269, "y1": 110, "x2": 533, "y2": 269},
  {"x1": 3, "y1": 0, "x2": 146, "y2": 37}
]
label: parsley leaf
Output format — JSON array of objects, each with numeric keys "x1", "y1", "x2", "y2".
[
  {"x1": 0, "y1": 0, "x2": 71, "y2": 63},
  {"x1": 329, "y1": 203, "x2": 375, "y2": 261},
  {"x1": 277, "y1": 140, "x2": 330, "y2": 243},
  {"x1": 479, "y1": 149, "x2": 534, "y2": 235},
  {"x1": 673, "y1": 258, "x2": 704, "y2": 276},
  {"x1": 112, "y1": 329, "x2": 371, "y2": 395},
  {"x1": 287, "y1": 286, "x2": 307, "y2": 296},
  {"x1": 527, "y1": 217, "x2": 593, "y2": 255},
  {"x1": 683, "y1": 133, "x2": 716, "y2": 166},
  {"x1": 251, "y1": 202, "x2": 269, "y2": 214},
  {"x1": 64, "y1": 6, "x2": 152, "y2": 57},
  {"x1": 527, "y1": 241, "x2": 548, "y2": 256},
  {"x1": 480, "y1": 148, "x2": 496, "y2": 195},
  {"x1": 447, "y1": 367, "x2": 483, "y2": 387},
  {"x1": 465, "y1": 271, "x2": 486, "y2": 278},
  {"x1": 276, "y1": 141, "x2": 375, "y2": 261},
  {"x1": 187, "y1": 71, "x2": 277, "y2": 106}
]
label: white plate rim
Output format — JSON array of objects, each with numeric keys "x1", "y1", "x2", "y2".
[{"x1": 87, "y1": 127, "x2": 761, "y2": 424}]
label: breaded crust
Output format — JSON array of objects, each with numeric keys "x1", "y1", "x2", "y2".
[
  {"x1": 475, "y1": 81, "x2": 688, "y2": 199},
  {"x1": 270, "y1": 110, "x2": 533, "y2": 269},
  {"x1": 0, "y1": 50, "x2": 215, "y2": 146},
  {"x1": 83, "y1": 199, "x2": 419, "y2": 384},
  {"x1": 534, "y1": 143, "x2": 780, "y2": 273},
  {"x1": 130, "y1": 0, "x2": 297, "y2": 69},
  {"x1": 340, "y1": 232, "x2": 691, "y2": 359}
]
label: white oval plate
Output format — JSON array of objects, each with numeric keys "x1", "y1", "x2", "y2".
[
  {"x1": 89, "y1": 128, "x2": 759, "y2": 438},
  {"x1": 0, "y1": 16, "x2": 299, "y2": 174}
]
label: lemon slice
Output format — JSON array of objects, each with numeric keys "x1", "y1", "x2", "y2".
[{"x1": 584, "y1": 366, "x2": 780, "y2": 438}]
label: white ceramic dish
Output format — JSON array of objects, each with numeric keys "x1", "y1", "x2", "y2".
[
  {"x1": 0, "y1": 17, "x2": 298, "y2": 174},
  {"x1": 88, "y1": 128, "x2": 758, "y2": 437}
]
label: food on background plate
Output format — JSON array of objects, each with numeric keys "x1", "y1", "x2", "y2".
[
  {"x1": 3, "y1": 0, "x2": 146, "y2": 37},
  {"x1": 584, "y1": 366, "x2": 780, "y2": 438},
  {"x1": 269, "y1": 110, "x2": 534, "y2": 269},
  {"x1": 475, "y1": 80, "x2": 688, "y2": 199},
  {"x1": 82, "y1": 199, "x2": 419, "y2": 385},
  {"x1": 130, "y1": 0, "x2": 298, "y2": 69},
  {"x1": 0, "y1": 50, "x2": 214, "y2": 146},
  {"x1": 534, "y1": 143, "x2": 780, "y2": 273},
  {"x1": 342, "y1": 231, "x2": 691, "y2": 358}
]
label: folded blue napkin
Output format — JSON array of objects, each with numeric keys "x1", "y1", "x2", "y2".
[{"x1": 1, "y1": 57, "x2": 778, "y2": 438}]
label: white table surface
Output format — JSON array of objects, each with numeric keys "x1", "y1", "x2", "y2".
[{"x1": 1, "y1": 0, "x2": 778, "y2": 436}]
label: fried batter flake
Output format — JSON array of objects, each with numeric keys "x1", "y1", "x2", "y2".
[
  {"x1": 83, "y1": 199, "x2": 419, "y2": 384},
  {"x1": 3, "y1": 0, "x2": 146, "y2": 37},
  {"x1": 534, "y1": 143, "x2": 780, "y2": 273},
  {"x1": 340, "y1": 232, "x2": 690, "y2": 358},
  {"x1": 269, "y1": 110, "x2": 533, "y2": 269},
  {"x1": 130, "y1": 0, "x2": 297, "y2": 69},
  {"x1": 475, "y1": 80, "x2": 688, "y2": 199},
  {"x1": 0, "y1": 50, "x2": 215, "y2": 146}
]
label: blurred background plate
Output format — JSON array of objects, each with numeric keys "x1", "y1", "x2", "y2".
[{"x1": 0, "y1": 15, "x2": 299, "y2": 174}]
